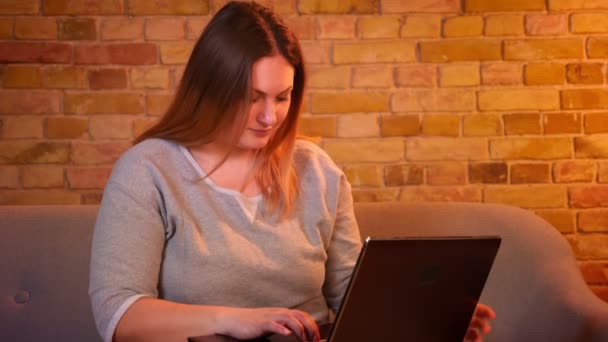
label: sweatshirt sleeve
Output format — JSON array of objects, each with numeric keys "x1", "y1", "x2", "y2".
[
  {"x1": 89, "y1": 158, "x2": 168, "y2": 342},
  {"x1": 322, "y1": 173, "x2": 363, "y2": 314}
]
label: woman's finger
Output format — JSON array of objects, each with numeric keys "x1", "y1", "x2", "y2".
[
  {"x1": 292, "y1": 310, "x2": 320, "y2": 342},
  {"x1": 474, "y1": 303, "x2": 496, "y2": 320},
  {"x1": 276, "y1": 313, "x2": 308, "y2": 342}
]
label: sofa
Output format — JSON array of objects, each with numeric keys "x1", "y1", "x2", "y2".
[{"x1": 1, "y1": 202, "x2": 608, "y2": 342}]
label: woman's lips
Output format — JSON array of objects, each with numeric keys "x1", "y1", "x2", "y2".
[{"x1": 249, "y1": 128, "x2": 272, "y2": 137}]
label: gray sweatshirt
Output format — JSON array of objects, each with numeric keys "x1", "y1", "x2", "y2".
[{"x1": 89, "y1": 138, "x2": 362, "y2": 342}]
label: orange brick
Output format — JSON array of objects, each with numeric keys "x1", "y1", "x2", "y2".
[
  {"x1": 535, "y1": 209, "x2": 575, "y2": 233},
  {"x1": 307, "y1": 65, "x2": 350, "y2": 89},
  {"x1": 100, "y1": 18, "x2": 144, "y2": 41},
  {"x1": 284, "y1": 15, "x2": 314, "y2": 40},
  {"x1": 317, "y1": 16, "x2": 356, "y2": 39},
  {"x1": 45, "y1": 67, "x2": 88, "y2": 89},
  {"x1": 128, "y1": 0, "x2": 209, "y2": 15},
  {"x1": 525, "y1": 63, "x2": 565, "y2": 85},
  {"x1": 469, "y1": 162, "x2": 507, "y2": 183},
  {"x1": 578, "y1": 211, "x2": 608, "y2": 233},
  {"x1": 426, "y1": 163, "x2": 466, "y2": 185},
  {"x1": 566, "y1": 63, "x2": 604, "y2": 84},
  {"x1": 504, "y1": 113, "x2": 541, "y2": 135},
  {"x1": 395, "y1": 65, "x2": 436, "y2": 87},
  {"x1": 525, "y1": 14, "x2": 568, "y2": 35},
  {"x1": 0, "y1": 42, "x2": 72, "y2": 64},
  {"x1": 562, "y1": 89, "x2": 608, "y2": 110},
  {"x1": 465, "y1": 0, "x2": 545, "y2": 12},
  {"x1": 58, "y1": 18, "x2": 96, "y2": 40},
  {"x1": 298, "y1": 0, "x2": 377, "y2": 14},
  {"x1": 420, "y1": 39, "x2": 501, "y2": 62},
  {"x1": 481, "y1": 62, "x2": 522, "y2": 85},
  {"x1": 0, "y1": 166, "x2": 19, "y2": 189},
  {"x1": 421, "y1": 115, "x2": 460, "y2": 137},
  {"x1": 358, "y1": 16, "x2": 400, "y2": 39},
  {"x1": 443, "y1": 16, "x2": 483, "y2": 37},
  {"x1": 160, "y1": 42, "x2": 193, "y2": 64},
  {"x1": 145, "y1": 17, "x2": 185, "y2": 40},
  {"x1": 343, "y1": 164, "x2": 383, "y2": 187},
  {"x1": 600, "y1": 162, "x2": 608, "y2": 183},
  {"x1": 491, "y1": 138, "x2": 572, "y2": 159},
  {"x1": 554, "y1": 160, "x2": 595, "y2": 183},
  {"x1": 14, "y1": 17, "x2": 57, "y2": 40},
  {"x1": 463, "y1": 114, "x2": 503, "y2": 136},
  {"x1": 75, "y1": 43, "x2": 158, "y2": 65},
  {"x1": 323, "y1": 139, "x2": 403, "y2": 163},
  {"x1": 334, "y1": 41, "x2": 416, "y2": 64},
  {"x1": 0, "y1": 91, "x2": 61, "y2": 114},
  {"x1": 88, "y1": 69, "x2": 128, "y2": 89},
  {"x1": 400, "y1": 187, "x2": 481, "y2": 203},
  {"x1": 439, "y1": 64, "x2": 480, "y2": 87},
  {"x1": 544, "y1": 112, "x2": 581, "y2": 134},
  {"x1": 311, "y1": 92, "x2": 389, "y2": 113},
  {"x1": 131, "y1": 67, "x2": 171, "y2": 89},
  {"x1": 147, "y1": 93, "x2": 173, "y2": 116},
  {"x1": 485, "y1": 15, "x2": 524, "y2": 36},
  {"x1": 337, "y1": 114, "x2": 379, "y2": 137},
  {"x1": 133, "y1": 117, "x2": 158, "y2": 137},
  {"x1": 401, "y1": 14, "x2": 441, "y2": 37},
  {"x1": 352, "y1": 66, "x2": 393, "y2": 88},
  {"x1": 571, "y1": 13, "x2": 608, "y2": 33},
  {"x1": 352, "y1": 189, "x2": 399, "y2": 202},
  {"x1": 300, "y1": 41, "x2": 330, "y2": 64},
  {"x1": 172, "y1": 66, "x2": 184, "y2": 88},
  {"x1": 1, "y1": 1, "x2": 38, "y2": 14},
  {"x1": 22, "y1": 166, "x2": 64, "y2": 188},
  {"x1": 0, "y1": 18, "x2": 13, "y2": 39},
  {"x1": 575, "y1": 136, "x2": 608, "y2": 158},
  {"x1": 569, "y1": 186, "x2": 608, "y2": 208},
  {"x1": 588, "y1": 37, "x2": 608, "y2": 58},
  {"x1": 584, "y1": 113, "x2": 608, "y2": 134},
  {"x1": 1, "y1": 116, "x2": 43, "y2": 138},
  {"x1": 297, "y1": 116, "x2": 336, "y2": 137},
  {"x1": 406, "y1": 138, "x2": 487, "y2": 161},
  {"x1": 0, "y1": 142, "x2": 70, "y2": 164},
  {"x1": 47, "y1": 117, "x2": 88, "y2": 139},
  {"x1": 485, "y1": 185, "x2": 566, "y2": 209},
  {"x1": 0, "y1": 191, "x2": 81, "y2": 205},
  {"x1": 3, "y1": 66, "x2": 42, "y2": 88},
  {"x1": 383, "y1": 0, "x2": 459, "y2": 12},
  {"x1": 89, "y1": 116, "x2": 133, "y2": 139},
  {"x1": 479, "y1": 89, "x2": 560, "y2": 111},
  {"x1": 381, "y1": 115, "x2": 420, "y2": 137},
  {"x1": 579, "y1": 261, "x2": 608, "y2": 283},
  {"x1": 64, "y1": 92, "x2": 144, "y2": 114},
  {"x1": 393, "y1": 89, "x2": 475, "y2": 112},
  {"x1": 44, "y1": 0, "x2": 124, "y2": 15},
  {"x1": 67, "y1": 167, "x2": 111, "y2": 189},
  {"x1": 71, "y1": 142, "x2": 130, "y2": 165},
  {"x1": 384, "y1": 164, "x2": 424, "y2": 186},
  {"x1": 511, "y1": 163, "x2": 551, "y2": 183},
  {"x1": 505, "y1": 39, "x2": 583, "y2": 60},
  {"x1": 185, "y1": 17, "x2": 210, "y2": 40},
  {"x1": 550, "y1": 0, "x2": 608, "y2": 10}
]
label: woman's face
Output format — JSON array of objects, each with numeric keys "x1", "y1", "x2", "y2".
[{"x1": 238, "y1": 54, "x2": 294, "y2": 151}]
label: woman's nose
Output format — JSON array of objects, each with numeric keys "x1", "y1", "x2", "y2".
[{"x1": 257, "y1": 100, "x2": 276, "y2": 126}]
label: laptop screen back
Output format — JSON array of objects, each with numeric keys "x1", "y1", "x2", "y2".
[{"x1": 329, "y1": 236, "x2": 501, "y2": 342}]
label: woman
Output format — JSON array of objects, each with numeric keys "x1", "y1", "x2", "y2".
[{"x1": 89, "y1": 2, "x2": 494, "y2": 342}]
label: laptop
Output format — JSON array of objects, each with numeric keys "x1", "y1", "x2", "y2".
[{"x1": 189, "y1": 236, "x2": 501, "y2": 342}]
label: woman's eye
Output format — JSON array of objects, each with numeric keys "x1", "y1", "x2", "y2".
[
  {"x1": 277, "y1": 97, "x2": 290, "y2": 102},
  {"x1": 251, "y1": 96, "x2": 261, "y2": 103}
]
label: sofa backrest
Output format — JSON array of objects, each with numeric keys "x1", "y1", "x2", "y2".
[{"x1": 1, "y1": 203, "x2": 607, "y2": 342}]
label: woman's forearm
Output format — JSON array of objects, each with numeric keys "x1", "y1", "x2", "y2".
[{"x1": 114, "y1": 297, "x2": 224, "y2": 342}]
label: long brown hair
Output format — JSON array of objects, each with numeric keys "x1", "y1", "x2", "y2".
[{"x1": 134, "y1": 1, "x2": 305, "y2": 216}]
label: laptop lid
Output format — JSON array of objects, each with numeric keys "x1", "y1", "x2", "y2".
[{"x1": 327, "y1": 236, "x2": 501, "y2": 342}]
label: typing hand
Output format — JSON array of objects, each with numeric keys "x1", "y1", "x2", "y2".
[
  {"x1": 218, "y1": 307, "x2": 320, "y2": 342},
  {"x1": 463, "y1": 303, "x2": 496, "y2": 342}
]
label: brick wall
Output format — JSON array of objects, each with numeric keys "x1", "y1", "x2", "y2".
[{"x1": 0, "y1": 0, "x2": 607, "y2": 300}]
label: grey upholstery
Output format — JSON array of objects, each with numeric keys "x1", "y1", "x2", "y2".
[{"x1": 1, "y1": 203, "x2": 607, "y2": 342}]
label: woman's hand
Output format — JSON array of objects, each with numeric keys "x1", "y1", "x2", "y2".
[
  {"x1": 217, "y1": 307, "x2": 320, "y2": 342},
  {"x1": 464, "y1": 303, "x2": 496, "y2": 342}
]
